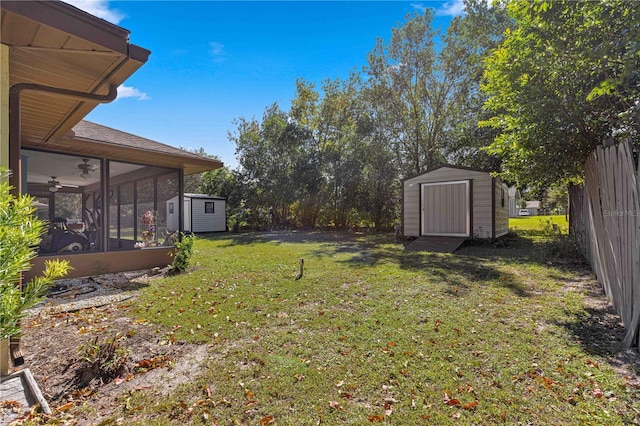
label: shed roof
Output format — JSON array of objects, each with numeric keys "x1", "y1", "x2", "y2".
[
  {"x1": 403, "y1": 164, "x2": 495, "y2": 182},
  {"x1": 184, "y1": 193, "x2": 226, "y2": 200}
]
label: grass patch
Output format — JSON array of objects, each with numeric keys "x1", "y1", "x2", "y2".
[
  {"x1": 118, "y1": 231, "x2": 636, "y2": 425},
  {"x1": 509, "y1": 214, "x2": 568, "y2": 233}
]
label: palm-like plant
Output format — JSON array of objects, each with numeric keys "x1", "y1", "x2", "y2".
[{"x1": 0, "y1": 168, "x2": 70, "y2": 340}]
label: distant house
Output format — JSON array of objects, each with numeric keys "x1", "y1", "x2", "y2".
[
  {"x1": 167, "y1": 193, "x2": 226, "y2": 233},
  {"x1": 508, "y1": 186, "x2": 522, "y2": 217},
  {"x1": 402, "y1": 165, "x2": 509, "y2": 239},
  {"x1": 525, "y1": 200, "x2": 541, "y2": 216}
]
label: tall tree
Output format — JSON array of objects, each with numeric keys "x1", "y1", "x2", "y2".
[
  {"x1": 181, "y1": 147, "x2": 222, "y2": 193},
  {"x1": 442, "y1": 0, "x2": 511, "y2": 171},
  {"x1": 482, "y1": 0, "x2": 640, "y2": 189},
  {"x1": 366, "y1": 9, "x2": 481, "y2": 177},
  {"x1": 231, "y1": 104, "x2": 319, "y2": 228}
]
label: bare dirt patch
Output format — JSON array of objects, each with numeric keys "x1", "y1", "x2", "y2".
[
  {"x1": 6, "y1": 270, "x2": 209, "y2": 425},
  {"x1": 558, "y1": 269, "x2": 640, "y2": 389}
]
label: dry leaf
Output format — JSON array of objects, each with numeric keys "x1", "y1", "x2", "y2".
[
  {"x1": 368, "y1": 414, "x2": 385, "y2": 422},
  {"x1": 260, "y1": 415, "x2": 275, "y2": 425},
  {"x1": 1, "y1": 400, "x2": 22, "y2": 411},
  {"x1": 329, "y1": 401, "x2": 343, "y2": 410},
  {"x1": 56, "y1": 402, "x2": 74, "y2": 412},
  {"x1": 434, "y1": 319, "x2": 442, "y2": 331},
  {"x1": 462, "y1": 400, "x2": 478, "y2": 410}
]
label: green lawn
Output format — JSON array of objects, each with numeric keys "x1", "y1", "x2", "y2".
[
  {"x1": 509, "y1": 214, "x2": 569, "y2": 232},
  {"x1": 118, "y1": 229, "x2": 636, "y2": 425}
]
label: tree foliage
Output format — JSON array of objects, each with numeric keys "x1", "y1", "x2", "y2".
[
  {"x1": 219, "y1": 1, "x2": 516, "y2": 230},
  {"x1": 482, "y1": 0, "x2": 640, "y2": 189}
]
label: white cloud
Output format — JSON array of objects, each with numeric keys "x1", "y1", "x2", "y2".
[
  {"x1": 63, "y1": 0, "x2": 125, "y2": 24},
  {"x1": 209, "y1": 42, "x2": 227, "y2": 63},
  {"x1": 411, "y1": 3, "x2": 428, "y2": 13},
  {"x1": 117, "y1": 85, "x2": 150, "y2": 101},
  {"x1": 436, "y1": 0, "x2": 466, "y2": 16}
]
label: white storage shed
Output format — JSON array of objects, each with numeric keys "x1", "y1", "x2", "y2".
[
  {"x1": 167, "y1": 193, "x2": 226, "y2": 233},
  {"x1": 402, "y1": 165, "x2": 509, "y2": 239}
]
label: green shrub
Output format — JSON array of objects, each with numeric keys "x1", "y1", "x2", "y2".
[
  {"x1": 539, "y1": 218, "x2": 584, "y2": 262},
  {"x1": 0, "y1": 168, "x2": 70, "y2": 339},
  {"x1": 170, "y1": 233, "x2": 195, "y2": 273}
]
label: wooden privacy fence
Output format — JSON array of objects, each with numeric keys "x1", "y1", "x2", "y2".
[{"x1": 569, "y1": 141, "x2": 640, "y2": 349}]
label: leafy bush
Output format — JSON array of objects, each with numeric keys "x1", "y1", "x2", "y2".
[
  {"x1": 0, "y1": 169, "x2": 70, "y2": 339},
  {"x1": 538, "y1": 218, "x2": 584, "y2": 262},
  {"x1": 170, "y1": 233, "x2": 195, "y2": 273}
]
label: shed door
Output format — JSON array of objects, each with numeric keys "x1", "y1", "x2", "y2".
[{"x1": 421, "y1": 181, "x2": 470, "y2": 236}]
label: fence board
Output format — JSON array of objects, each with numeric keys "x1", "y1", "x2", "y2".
[{"x1": 571, "y1": 141, "x2": 640, "y2": 348}]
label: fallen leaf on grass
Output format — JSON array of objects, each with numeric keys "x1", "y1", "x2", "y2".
[
  {"x1": 585, "y1": 359, "x2": 599, "y2": 369},
  {"x1": 368, "y1": 414, "x2": 384, "y2": 422},
  {"x1": 384, "y1": 402, "x2": 393, "y2": 416},
  {"x1": 329, "y1": 401, "x2": 343, "y2": 410},
  {"x1": 462, "y1": 400, "x2": 478, "y2": 410},
  {"x1": 260, "y1": 415, "x2": 275, "y2": 425},
  {"x1": 434, "y1": 319, "x2": 442, "y2": 332}
]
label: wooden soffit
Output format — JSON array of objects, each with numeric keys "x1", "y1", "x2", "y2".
[{"x1": 1, "y1": 1, "x2": 150, "y2": 146}]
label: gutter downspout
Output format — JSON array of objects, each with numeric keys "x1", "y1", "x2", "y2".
[
  {"x1": 6, "y1": 82, "x2": 117, "y2": 370},
  {"x1": 8, "y1": 40, "x2": 134, "y2": 194}
]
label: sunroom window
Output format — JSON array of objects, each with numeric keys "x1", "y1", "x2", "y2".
[{"x1": 22, "y1": 149, "x2": 180, "y2": 255}]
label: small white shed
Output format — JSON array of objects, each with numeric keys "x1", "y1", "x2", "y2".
[
  {"x1": 402, "y1": 165, "x2": 509, "y2": 239},
  {"x1": 167, "y1": 193, "x2": 226, "y2": 233}
]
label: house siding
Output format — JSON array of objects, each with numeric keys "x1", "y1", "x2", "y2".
[{"x1": 403, "y1": 167, "x2": 494, "y2": 238}]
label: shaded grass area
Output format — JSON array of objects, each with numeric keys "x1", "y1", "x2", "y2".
[{"x1": 118, "y1": 230, "x2": 638, "y2": 425}]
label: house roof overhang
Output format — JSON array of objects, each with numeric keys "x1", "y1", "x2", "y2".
[
  {"x1": 2, "y1": 0, "x2": 151, "y2": 148},
  {"x1": 52, "y1": 121, "x2": 223, "y2": 175}
]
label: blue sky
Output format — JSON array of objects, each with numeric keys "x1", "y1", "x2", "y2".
[{"x1": 66, "y1": 1, "x2": 462, "y2": 169}]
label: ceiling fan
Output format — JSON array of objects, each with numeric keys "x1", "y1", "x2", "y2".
[
  {"x1": 48, "y1": 176, "x2": 78, "y2": 193},
  {"x1": 76, "y1": 158, "x2": 97, "y2": 179}
]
